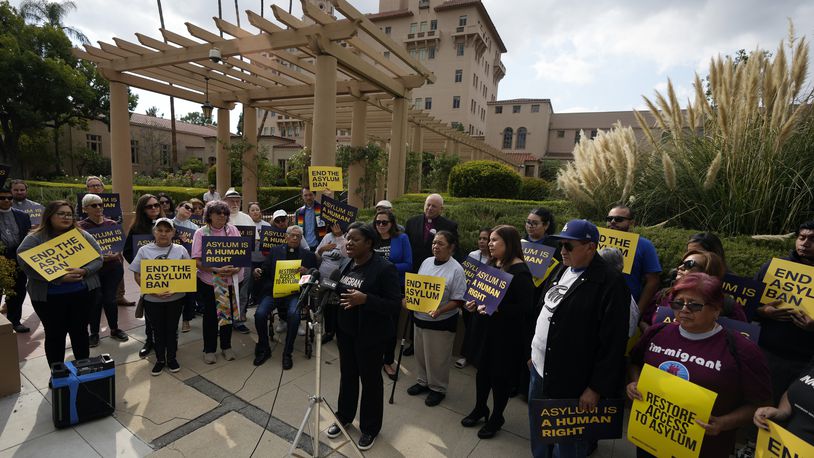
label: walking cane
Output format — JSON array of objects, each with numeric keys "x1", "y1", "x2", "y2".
[{"x1": 388, "y1": 311, "x2": 413, "y2": 404}]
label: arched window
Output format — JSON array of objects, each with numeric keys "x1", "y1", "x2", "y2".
[
  {"x1": 516, "y1": 127, "x2": 527, "y2": 149},
  {"x1": 502, "y1": 127, "x2": 513, "y2": 149}
]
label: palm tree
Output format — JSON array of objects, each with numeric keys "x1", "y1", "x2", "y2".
[{"x1": 19, "y1": 0, "x2": 89, "y2": 44}]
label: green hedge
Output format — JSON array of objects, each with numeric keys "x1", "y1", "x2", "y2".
[
  {"x1": 519, "y1": 177, "x2": 551, "y2": 201},
  {"x1": 448, "y1": 160, "x2": 521, "y2": 199},
  {"x1": 26, "y1": 181, "x2": 303, "y2": 212}
]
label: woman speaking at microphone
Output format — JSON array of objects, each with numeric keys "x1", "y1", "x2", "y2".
[{"x1": 326, "y1": 222, "x2": 401, "y2": 451}]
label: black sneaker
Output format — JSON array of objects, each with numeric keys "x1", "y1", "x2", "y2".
[
  {"x1": 89, "y1": 334, "x2": 100, "y2": 348},
  {"x1": 167, "y1": 359, "x2": 181, "y2": 373},
  {"x1": 402, "y1": 345, "x2": 414, "y2": 356},
  {"x1": 282, "y1": 353, "x2": 293, "y2": 370},
  {"x1": 357, "y1": 433, "x2": 376, "y2": 451},
  {"x1": 253, "y1": 346, "x2": 271, "y2": 366},
  {"x1": 234, "y1": 323, "x2": 251, "y2": 334},
  {"x1": 151, "y1": 361, "x2": 165, "y2": 376},
  {"x1": 407, "y1": 383, "x2": 430, "y2": 396},
  {"x1": 139, "y1": 341, "x2": 153, "y2": 358},
  {"x1": 110, "y1": 329, "x2": 129, "y2": 342},
  {"x1": 425, "y1": 390, "x2": 445, "y2": 407},
  {"x1": 326, "y1": 422, "x2": 348, "y2": 439},
  {"x1": 12, "y1": 324, "x2": 30, "y2": 333}
]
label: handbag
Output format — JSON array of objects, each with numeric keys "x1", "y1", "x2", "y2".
[{"x1": 135, "y1": 243, "x2": 174, "y2": 319}]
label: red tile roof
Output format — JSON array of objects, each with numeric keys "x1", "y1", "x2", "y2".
[
  {"x1": 130, "y1": 113, "x2": 217, "y2": 137},
  {"x1": 505, "y1": 153, "x2": 539, "y2": 163}
]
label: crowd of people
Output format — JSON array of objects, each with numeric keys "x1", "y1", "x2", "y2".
[{"x1": 2, "y1": 179, "x2": 813, "y2": 456}]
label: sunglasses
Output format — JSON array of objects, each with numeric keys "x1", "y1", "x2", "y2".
[
  {"x1": 160, "y1": 200, "x2": 171, "y2": 205},
  {"x1": 181, "y1": 205, "x2": 193, "y2": 211},
  {"x1": 144, "y1": 203, "x2": 161, "y2": 210},
  {"x1": 375, "y1": 220, "x2": 391, "y2": 226},
  {"x1": 86, "y1": 203, "x2": 103, "y2": 209},
  {"x1": 677, "y1": 259, "x2": 702, "y2": 271},
  {"x1": 274, "y1": 218, "x2": 287, "y2": 223},
  {"x1": 560, "y1": 241, "x2": 586, "y2": 252},
  {"x1": 669, "y1": 300, "x2": 705, "y2": 312},
  {"x1": 606, "y1": 216, "x2": 632, "y2": 223},
  {"x1": 0, "y1": 196, "x2": 12, "y2": 201}
]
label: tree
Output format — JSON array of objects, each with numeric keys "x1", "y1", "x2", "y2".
[
  {"x1": 145, "y1": 106, "x2": 161, "y2": 117},
  {"x1": 180, "y1": 111, "x2": 216, "y2": 126},
  {"x1": 19, "y1": 0, "x2": 88, "y2": 44}
]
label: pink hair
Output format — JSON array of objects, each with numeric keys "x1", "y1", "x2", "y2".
[{"x1": 672, "y1": 272, "x2": 724, "y2": 309}]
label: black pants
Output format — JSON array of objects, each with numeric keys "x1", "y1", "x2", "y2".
[
  {"x1": 89, "y1": 264, "x2": 123, "y2": 335},
  {"x1": 144, "y1": 297, "x2": 184, "y2": 362},
  {"x1": 182, "y1": 293, "x2": 196, "y2": 322},
  {"x1": 474, "y1": 353, "x2": 511, "y2": 423},
  {"x1": 32, "y1": 289, "x2": 91, "y2": 367},
  {"x1": 336, "y1": 330, "x2": 385, "y2": 437},
  {"x1": 763, "y1": 348, "x2": 810, "y2": 405},
  {"x1": 198, "y1": 278, "x2": 233, "y2": 353},
  {"x1": 3, "y1": 262, "x2": 27, "y2": 326}
]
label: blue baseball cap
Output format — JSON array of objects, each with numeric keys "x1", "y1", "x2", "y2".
[{"x1": 553, "y1": 219, "x2": 599, "y2": 244}]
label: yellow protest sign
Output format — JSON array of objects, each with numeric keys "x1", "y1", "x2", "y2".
[
  {"x1": 140, "y1": 259, "x2": 197, "y2": 294},
  {"x1": 18, "y1": 228, "x2": 101, "y2": 282},
  {"x1": 308, "y1": 166, "x2": 344, "y2": 191},
  {"x1": 597, "y1": 227, "x2": 640, "y2": 274},
  {"x1": 755, "y1": 420, "x2": 814, "y2": 458},
  {"x1": 273, "y1": 259, "x2": 302, "y2": 298},
  {"x1": 627, "y1": 364, "x2": 717, "y2": 458},
  {"x1": 404, "y1": 273, "x2": 446, "y2": 313},
  {"x1": 759, "y1": 258, "x2": 814, "y2": 317}
]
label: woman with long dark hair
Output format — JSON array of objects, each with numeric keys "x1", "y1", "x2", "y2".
[
  {"x1": 326, "y1": 222, "x2": 401, "y2": 451},
  {"x1": 123, "y1": 194, "x2": 164, "y2": 358},
  {"x1": 16, "y1": 200, "x2": 104, "y2": 368},
  {"x1": 462, "y1": 225, "x2": 534, "y2": 439}
]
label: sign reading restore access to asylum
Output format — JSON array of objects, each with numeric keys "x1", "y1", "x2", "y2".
[
  {"x1": 18, "y1": 228, "x2": 101, "y2": 282},
  {"x1": 530, "y1": 398, "x2": 624, "y2": 446}
]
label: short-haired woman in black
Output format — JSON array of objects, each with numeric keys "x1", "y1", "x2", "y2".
[
  {"x1": 326, "y1": 222, "x2": 401, "y2": 451},
  {"x1": 462, "y1": 224, "x2": 534, "y2": 439}
]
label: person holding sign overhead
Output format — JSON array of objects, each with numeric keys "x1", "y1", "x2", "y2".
[
  {"x1": 16, "y1": 200, "x2": 104, "y2": 368},
  {"x1": 462, "y1": 225, "x2": 533, "y2": 439},
  {"x1": 406, "y1": 230, "x2": 467, "y2": 407},
  {"x1": 628, "y1": 272, "x2": 771, "y2": 457},
  {"x1": 78, "y1": 193, "x2": 129, "y2": 346},
  {"x1": 191, "y1": 200, "x2": 244, "y2": 365},
  {"x1": 754, "y1": 220, "x2": 814, "y2": 405},
  {"x1": 326, "y1": 222, "x2": 401, "y2": 451},
  {"x1": 129, "y1": 218, "x2": 191, "y2": 376}
]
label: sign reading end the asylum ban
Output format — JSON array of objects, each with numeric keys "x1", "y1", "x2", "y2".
[
  {"x1": 522, "y1": 241, "x2": 556, "y2": 279},
  {"x1": 308, "y1": 166, "x2": 343, "y2": 191},
  {"x1": 759, "y1": 258, "x2": 814, "y2": 317},
  {"x1": 755, "y1": 420, "x2": 814, "y2": 458},
  {"x1": 320, "y1": 195, "x2": 358, "y2": 231},
  {"x1": 404, "y1": 272, "x2": 446, "y2": 314},
  {"x1": 461, "y1": 256, "x2": 513, "y2": 315},
  {"x1": 201, "y1": 236, "x2": 252, "y2": 267},
  {"x1": 18, "y1": 228, "x2": 101, "y2": 282},
  {"x1": 597, "y1": 227, "x2": 639, "y2": 274},
  {"x1": 530, "y1": 398, "x2": 624, "y2": 446},
  {"x1": 140, "y1": 259, "x2": 197, "y2": 294}
]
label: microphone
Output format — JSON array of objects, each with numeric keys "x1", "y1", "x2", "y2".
[
  {"x1": 296, "y1": 268, "x2": 320, "y2": 309},
  {"x1": 316, "y1": 269, "x2": 342, "y2": 314}
]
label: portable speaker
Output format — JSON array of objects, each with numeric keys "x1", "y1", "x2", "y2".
[{"x1": 51, "y1": 354, "x2": 115, "y2": 428}]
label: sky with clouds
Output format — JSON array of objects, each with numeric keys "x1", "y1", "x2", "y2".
[{"x1": 14, "y1": 0, "x2": 814, "y2": 123}]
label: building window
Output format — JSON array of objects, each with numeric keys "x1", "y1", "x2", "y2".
[
  {"x1": 459, "y1": 15, "x2": 467, "y2": 27},
  {"x1": 414, "y1": 98, "x2": 423, "y2": 110},
  {"x1": 278, "y1": 159, "x2": 287, "y2": 172},
  {"x1": 454, "y1": 69, "x2": 462, "y2": 82},
  {"x1": 495, "y1": 106, "x2": 503, "y2": 114},
  {"x1": 428, "y1": 46, "x2": 435, "y2": 59},
  {"x1": 531, "y1": 104, "x2": 540, "y2": 113},
  {"x1": 452, "y1": 96, "x2": 461, "y2": 109},
  {"x1": 456, "y1": 43, "x2": 465, "y2": 56},
  {"x1": 425, "y1": 97, "x2": 432, "y2": 110},
  {"x1": 590, "y1": 129, "x2": 598, "y2": 139},
  {"x1": 502, "y1": 128, "x2": 513, "y2": 149},
  {"x1": 430, "y1": 20, "x2": 437, "y2": 30},
  {"x1": 409, "y1": 22, "x2": 417, "y2": 34},
  {"x1": 512, "y1": 105, "x2": 521, "y2": 113},
  {"x1": 86, "y1": 134, "x2": 102, "y2": 153},
  {"x1": 160, "y1": 144, "x2": 170, "y2": 166},
  {"x1": 470, "y1": 99, "x2": 476, "y2": 113},
  {"x1": 557, "y1": 130, "x2": 565, "y2": 138},
  {"x1": 384, "y1": 26, "x2": 391, "y2": 35},
  {"x1": 418, "y1": 47, "x2": 427, "y2": 61},
  {"x1": 419, "y1": 21, "x2": 427, "y2": 32},
  {"x1": 383, "y1": 51, "x2": 390, "y2": 59},
  {"x1": 516, "y1": 127, "x2": 527, "y2": 149},
  {"x1": 130, "y1": 140, "x2": 139, "y2": 163}
]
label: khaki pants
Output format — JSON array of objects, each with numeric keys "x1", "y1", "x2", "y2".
[{"x1": 414, "y1": 325, "x2": 455, "y2": 393}]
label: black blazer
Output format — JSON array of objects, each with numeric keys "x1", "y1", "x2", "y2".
[
  {"x1": 404, "y1": 214, "x2": 458, "y2": 272},
  {"x1": 335, "y1": 254, "x2": 401, "y2": 344},
  {"x1": 538, "y1": 253, "x2": 631, "y2": 399},
  {"x1": 259, "y1": 244, "x2": 318, "y2": 298},
  {"x1": 3, "y1": 208, "x2": 32, "y2": 258}
]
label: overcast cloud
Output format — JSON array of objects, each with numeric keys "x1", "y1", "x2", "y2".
[{"x1": 12, "y1": 0, "x2": 814, "y2": 122}]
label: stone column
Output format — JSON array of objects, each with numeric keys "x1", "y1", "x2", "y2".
[
  {"x1": 410, "y1": 125, "x2": 424, "y2": 192},
  {"x1": 387, "y1": 96, "x2": 408, "y2": 199},
  {"x1": 242, "y1": 104, "x2": 258, "y2": 210},
  {"x1": 109, "y1": 81, "x2": 134, "y2": 229},
  {"x1": 311, "y1": 55, "x2": 337, "y2": 168},
  {"x1": 216, "y1": 108, "x2": 231, "y2": 196},
  {"x1": 348, "y1": 99, "x2": 366, "y2": 208}
]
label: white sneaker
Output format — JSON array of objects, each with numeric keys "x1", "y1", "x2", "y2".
[
  {"x1": 203, "y1": 352, "x2": 216, "y2": 364},
  {"x1": 274, "y1": 320, "x2": 287, "y2": 334},
  {"x1": 455, "y1": 357, "x2": 467, "y2": 369},
  {"x1": 298, "y1": 322, "x2": 306, "y2": 336},
  {"x1": 222, "y1": 348, "x2": 236, "y2": 361}
]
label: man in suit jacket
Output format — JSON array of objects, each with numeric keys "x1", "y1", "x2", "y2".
[
  {"x1": 404, "y1": 193, "x2": 459, "y2": 273},
  {"x1": 0, "y1": 186, "x2": 32, "y2": 333}
]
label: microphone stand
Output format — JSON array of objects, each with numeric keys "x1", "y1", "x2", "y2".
[{"x1": 388, "y1": 310, "x2": 412, "y2": 404}]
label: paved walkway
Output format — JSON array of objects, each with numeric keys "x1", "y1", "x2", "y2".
[{"x1": 1, "y1": 271, "x2": 637, "y2": 457}]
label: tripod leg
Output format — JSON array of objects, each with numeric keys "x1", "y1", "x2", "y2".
[
  {"x1": 288, "y1": 398, "x2": 316, "y2": 457},
  {"x1": 388, "y1": 311, "x2": 412, "y2": 404}
]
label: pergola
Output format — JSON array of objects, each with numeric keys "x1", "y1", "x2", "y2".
[{"x1": 73, "y1": 0, "x2": 520, "y2": 221}]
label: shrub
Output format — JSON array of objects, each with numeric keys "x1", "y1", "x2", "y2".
[
  {"x1": 519, "y1": 177, "x2": 551, "y2": 201},
  {"x1": 180, "y1": 157, "x2": 206, "y2": 173},
  {"x1": 448, "y1": 160, "x2": 521, "y2": 199},
  {"x1": 426, "y1": 153, "x2": 460, "y2": 192}
]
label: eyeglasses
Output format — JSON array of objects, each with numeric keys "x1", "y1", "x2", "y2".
[
  {"x1": 144, "y1": 203, "x2": 161, "y2": 210},
  {"x1": 181, "y1": 205, "x2": 193, "y2": 211},
  {"x1": 677, "y1": 259, "x2": 702, "y2": 271},
  {"x1": 669, "y1": 300, "x2": 705, "y2": 312},
  {"x1": 55, "y1": 212, "x2": 74, "y2": 219},
  {"x1": 525, "y1": 220, "x2": 541, "y2": 227},
  {"x1": 375, "y1": 220, "x2": 391, "y2": 226},
  {"x1": 606, "y1": 216, "x2": 632, "y2": 223},
  {"x1": 86, "y1": 203, "x2": 103, "y2": 209},
  {"x1": 0, "y1": 196, "x2": 12, "y2": 201},
  {"x1": 87, "y1": 183, "x2": 103, "y2": 189},
  {"x1": 160, "y1": 200, "x2": 170, "y2": 205}
]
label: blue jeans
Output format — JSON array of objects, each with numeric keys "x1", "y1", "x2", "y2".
[
  {"x1": 529, "y1": 367, "x2": 588, "y2": 458},
  {"x1": 255, "y1": 296, "x2": 275, "y2": 349}
]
